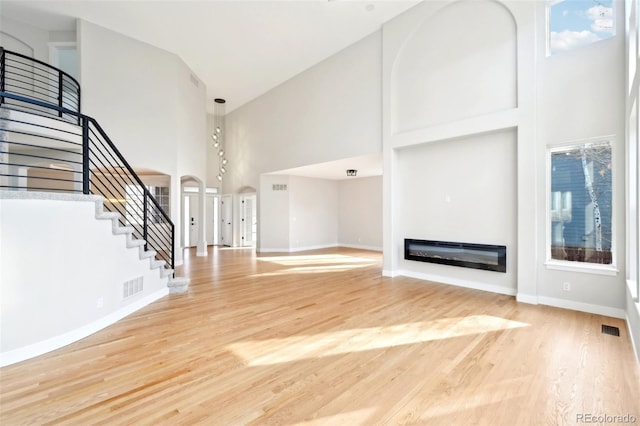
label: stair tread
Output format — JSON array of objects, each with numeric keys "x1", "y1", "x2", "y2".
[
  {"x1": 140, "y1": 250, "x2": 157, "y2": 258},
  {"x1": 96, "y1": 212, "x2": 120, "y2": 220}
]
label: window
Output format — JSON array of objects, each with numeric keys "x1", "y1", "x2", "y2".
[
  {"x1": 151, "y1": 186, "x2": 170, "y2": 223},
  {"x1": 125, "y1": 185, "x2": 170, "y2": 224},
  {"x1": 548, "y1": 0, "x2": 615, "y2": 55},
  {"x1": 549, "y1": 140, "x2": 613, "y2": 266}
]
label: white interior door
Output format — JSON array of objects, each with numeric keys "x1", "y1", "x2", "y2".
[
  {"x1": 183, "y1": 193, "x2": 199, "y2": 247},
  {"x1": 206, "y1": 194, "x2": 220, "y2": 245},
  {"x1": 241, "y1": 194, "x2": 257, "y2": 247},
  {"x1": 221, "y1": 194, "x2": 233, "y2": 246}
]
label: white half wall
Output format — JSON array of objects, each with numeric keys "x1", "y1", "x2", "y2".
[{"x1": 0, "y1": 194, "x2": 168, "y2": 366}]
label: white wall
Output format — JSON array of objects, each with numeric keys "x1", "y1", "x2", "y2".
[
  {"x1": 535, "y1": 0, "x2": 626, "y2": 314},
  {"x1": 396, "y1": 129, "x2": 517, "y2": 294},
  {"x1": 338, "y1": 176, "x2": 382, "y2": 251},
  {"x1": 383, "y1": 0, "x2": 531, "y2": 296},
  {"x1": 77, "y1": 20, "x2": 207, "y2": 265},
  {"x1": 259, "y1": 175, "x2": 339, "y2": 252},
  {"x1": 78, "y1": 20, "x2": 178, "y2": 173},
  {"x1": 223, "y1": 30, "x2": 382, "y2": 254},
  {"x1": 382, "y1": 0, "x2": 627, "y2": 317},
  {"x1": 222, "y1": 30, "x2": 382, "y2": 193},
  {"x1": 392, "y1": 0, "x2": 516, "y2": 132},
  {"x1": 0, "y1": 194, "x2": 168, "y2": 366},
  {"x1": 1, "y1": 16, "x2": 50, "y2": 62},
  {"x1": 625, "y1": 0, "x2": 640, "y2": 360},
  {"x1": 259, "y1": 175, "x2": 290, "y2": 251},
  {"x1": 260, "y1": 174, "x2": 380, "y2": 253},
  {"x1": 289, "y1": 176, "x2": 338, "y2": 251}
]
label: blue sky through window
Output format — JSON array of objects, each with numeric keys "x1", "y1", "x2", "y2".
[{"x1": 549, "y1": 0, "x2": 615, "y2": 54}]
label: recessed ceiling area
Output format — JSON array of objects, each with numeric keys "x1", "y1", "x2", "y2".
[
  {"x1": 0, "y1": 0, "x2": 419, "y2": 113},
  {"x1": 266, "y1": 153, "x2": 382, "y2": 181}
]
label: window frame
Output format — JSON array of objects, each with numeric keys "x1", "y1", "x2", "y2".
[
  {"x1": 125, "y1": 184, "x2": 170, "y2": 225},
  {"x1": 545, "y1": 136, "x2": 618, "y2": 276}
]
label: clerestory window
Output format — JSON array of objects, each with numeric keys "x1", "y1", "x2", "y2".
[{"x1": 548, "y1": 0, "x2": 616, "y2": 55}]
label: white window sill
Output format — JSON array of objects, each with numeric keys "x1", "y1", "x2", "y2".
[{"x1": 545, "y1": 260, "x2": 618, "y2": 276}]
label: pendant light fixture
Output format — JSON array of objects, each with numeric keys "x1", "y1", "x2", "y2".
[{"x1": 211, "y1": 98, "x2": 227, "y2": 182}]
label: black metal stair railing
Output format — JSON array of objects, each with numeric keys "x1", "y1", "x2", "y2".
[
  {"x1": 1, "y1": 48, "x2": 81, "y2": 125},
  {"x1": 0, "y1": 47, "x2": 174, "y2": 272}
]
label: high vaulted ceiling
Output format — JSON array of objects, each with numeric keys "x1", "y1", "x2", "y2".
[{"x1": 0, "y1": 0, "x2": 419, "y2": 113}]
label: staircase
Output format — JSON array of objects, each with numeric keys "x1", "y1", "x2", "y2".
[
  {"x1": 0, "y1": 47, "x2": 188, "y2": 365},
  {"x1": 0, "y1": 46, "x2": 184, "y2": 284}
]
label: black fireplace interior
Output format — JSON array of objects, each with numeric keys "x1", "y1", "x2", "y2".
[{"x1": 404, "y1": 239, "x2": 506, "y2": 273}]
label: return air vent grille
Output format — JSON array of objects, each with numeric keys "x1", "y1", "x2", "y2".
[
  {"x1": 601, "y1": 324, "x2": 620, "y2": 336},
  {"x1": 272, "y1": 184, "x2": 288, "y2": 191},
  {"x1": 123, "y1": 276, "x2": 144, "y2": 299}
]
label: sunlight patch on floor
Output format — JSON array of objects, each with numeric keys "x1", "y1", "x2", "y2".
[
  {"x1": 257, "y1": 254, "x2": 376, "y2": 266},
  {"x1": 251, "y1": 263, "x2": 372, "y2": 277},
  {"x1": 227, "y1": 315, "x2": 529, "y2": 366},
  {"x1": 252, "y1": 253, "x2": 378, "y2": 277},
  {"x1": 291, "y1": 407, "x2": 377, "y2": 426}
]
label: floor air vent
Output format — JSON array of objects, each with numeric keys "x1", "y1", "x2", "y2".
[{"x1": 601, "y1": 324, "x2": 620, "y2": 336}]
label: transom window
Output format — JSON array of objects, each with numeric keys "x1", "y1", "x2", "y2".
[{"x1": 548, "y1": 0, "x2": 616, "y2": 55}]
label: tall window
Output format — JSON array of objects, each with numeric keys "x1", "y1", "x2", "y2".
[
  {"x1": 549, "y1": 140, "x2": 613, "y2": 265},
  {"x1": 549, "y1": 0, "x2": 616, "y2": 55}
]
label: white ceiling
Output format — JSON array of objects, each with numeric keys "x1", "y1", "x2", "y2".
[
  {"x1": 1, "y1": 0, "x2": 413, "y2": 180},
  {"x1": 0, "y1": 0, "x2": 419, "y2": 113}
]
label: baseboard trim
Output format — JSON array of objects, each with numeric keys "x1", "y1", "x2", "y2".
[
  {"x1": 516, "y1": 293, "x2": 539, "y2": 304},
  {"x1": 397, "y1": 270, "x2": 517, "y2": 296},
  {"x1": 258, "y1": 244, "x2": 381, "y2": 254},
  {"x1": 289, "y1": 244, "x2": 338, "y2": 252},
  {"x1": 0, "y1": 288, "x2": 169, "y2": 367},
  {"x1": 258, "y1": 244, "x2": 338, "y2": 253},
  {"x1": 337, "y1": 243, "x2": 382, "y2": 252},
  {"x1": 537, "y1": 296, "x2": 625, "y2": 319},
  {"x1": 382, "y1": 269, "x2": 399, "y2": 278},
  {"x1": 627, "y1": 313, "x2": 640, "y2": 365}
]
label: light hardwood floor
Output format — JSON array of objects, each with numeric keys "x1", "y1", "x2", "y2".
[{"x1": 1, "y1": 247, "x2": 639, "y2": 425}]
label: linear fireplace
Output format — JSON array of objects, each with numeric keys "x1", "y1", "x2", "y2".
[{"x1": 404, "y1": 239, "x2": 506, "y2": 273}]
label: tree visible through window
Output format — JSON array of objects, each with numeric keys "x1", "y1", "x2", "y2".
[
  {"x1": 550, "y1": 141, "x2": 613, "y2": 264},
  {"x1": 549, "y1": 0, "x2": 615, "y2": 55}
]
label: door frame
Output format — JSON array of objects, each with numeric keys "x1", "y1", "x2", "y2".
[
  {"x1": 240, "y1": 193, "x2": 257, "y2": 247},
  {"x1": 220, "y1": 194, "x2": 233, "y2": 247}
]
